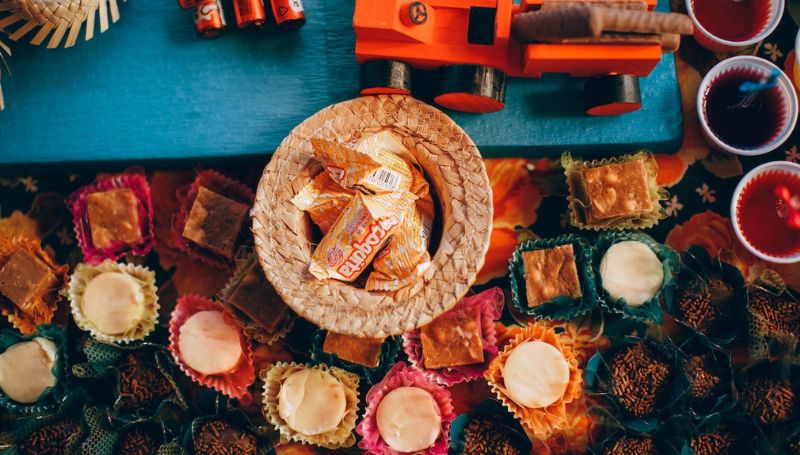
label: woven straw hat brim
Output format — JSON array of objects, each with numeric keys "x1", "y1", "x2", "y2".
[{"x1": 252, "y1": 95, "x2": 493, "y2": 337}]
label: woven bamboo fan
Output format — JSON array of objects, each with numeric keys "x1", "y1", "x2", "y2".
[
  {"x1": 252, "y1": 95, "x2": 493, "y2": 338},
  {"x1": 0, "y1": 0, "x2": 123, "y2": 48}
]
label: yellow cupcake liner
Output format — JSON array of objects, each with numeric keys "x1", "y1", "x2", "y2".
[
  {"x1": 484, "y1": 323, "x2": 583, "y2": 440},
  {"x1": 68, "y1": 260, "x2": 159, "y2": 343},
  {"x1": 261, "y1": 362, "x2": 359, "y2": 449},
  {"x1": 562, "y1": 151, "x2": 668, "y2": 231}
]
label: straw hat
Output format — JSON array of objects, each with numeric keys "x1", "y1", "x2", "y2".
[
  {"x1": 0, "y1": 0, "x2": 123, "y2": 48},
  {"x1": 252, "y1": 95, "x2": 493, "y2": 338}
]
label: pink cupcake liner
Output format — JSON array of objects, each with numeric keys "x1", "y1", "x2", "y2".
[
  {"x1": 67, "y1": 171, "x2": 155, "y2": 265},
  {"x1": 171, "y1": 169, "x2": 255, "y2": 270},
  {"x1": 168, "y1": 294, "x2": 255, "y2": 402},
  {"x1": 403, "y1": 287, "x2": 504, "y2": 386},
  {"x1": 357, "y1": 362, "x2": 455, "y2": 455}
]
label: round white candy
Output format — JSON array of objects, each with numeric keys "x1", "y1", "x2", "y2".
[
  {"x1": 376, "y1": 386, "x2": 442, "y2": 453},
  {"x1": 81, "y1": 272, "x2": 143, "y2": 335},
  {"x1": 178, "y1": 310, "x2": 243, "y2": 375},
  {"x1": 503, "y1": 341, "x2": 570, "y2": 409},
  {"x1": 0, "y1": 338, "x2": 57, "y2": 403},
  {"x1": 278, "y1": 369, "x2": 347, "y2": 435},
  {"x1": 600, "y1": 241, "x2": 664, "y2": 307}
]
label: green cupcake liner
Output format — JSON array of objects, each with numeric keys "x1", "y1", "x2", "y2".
[
  {"x1": 181, "y1": 404, "x2": 275, "y2": 455},
  {"x1": 448, "y1": 398, "x2": 531, "y2": 455},
  {"x1": 79, "y1": 405, "x2": 179, "y2": 455},
  {"x1": 1, "y1": 388, "x2": 88, "y2": 455},
  {"x1": 593, "y1": 231, "x2": 680, "y2": 325},
  {"x1": 585, "y1": 335, "x2": 688, "y2": 428},
  {"x1": 309, "y1": 330, "x2": 400, "y2": 385},
  {"x1": 745, "y1": 270, "x2": 800, "y2": 365},
  {"x1": 0, "y1": 324, "x2": 72, "y2": 416},
  {"x1": 508, "y1": 234, "x2": 600, "y2": 321},
  {"x1": 676, "y1": 333, "x2": 736, "y2": 419},
  {"x1": 666, "y1": 245, "x2": 746, "y2": 345},
  {"x1": 71, "y1": 339, "x2": 187, "y2": 423}
]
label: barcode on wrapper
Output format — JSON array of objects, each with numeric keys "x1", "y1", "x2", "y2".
[{"x1": 366, "y1": 168, "x2": 401, "y2": 191}]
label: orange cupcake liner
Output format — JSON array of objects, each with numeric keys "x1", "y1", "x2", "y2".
[
  {"x1": 0, "y1": 237, "x2": 68, "y2": 335},
  {"x1": 484, "y1": 322, "x2": 583, "y2": 440},
  {"x1": 168, "y1": 294, "x2": 255, "y2": 402}
]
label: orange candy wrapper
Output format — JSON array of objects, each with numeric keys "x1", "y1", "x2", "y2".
[
  {"x1": 311, "y1": 136, "x2": 414, "y2": 194},
  {"x1": 366, "y1": 193, "x2": 434, "y2": 291},
  {"x1": 309, "y1": 192, "x2": 414, "y2": 282},
  {"x1": 291, "y1": 172, "x2": 356, "y2": 234}
]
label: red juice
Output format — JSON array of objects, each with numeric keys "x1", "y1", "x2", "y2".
[
  {"x1": 704, "y1": 67, "x2": 786, "y2": 149},
  {"x1": 736, "y1": 170, "x2": 800, "y2": 257},
  {"x1": 692, "y1": 0, "x2": 771, "y2": 41}
]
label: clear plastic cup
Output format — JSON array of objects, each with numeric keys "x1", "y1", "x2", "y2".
[
  {"x1": 697, "y1": 56, "x2": 798, "y2": 156},
  {"x1": 686, "y1": 0, "x2": 784, "y2": 52},
  {"x1": 731, "y1": 161, "x2": 800, "y2": 264}
]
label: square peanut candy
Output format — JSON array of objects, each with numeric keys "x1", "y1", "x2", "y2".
[
  {"x1": 228, "y1": 267, "x2": 289, "y2": 333},
  {"x1": 182, "y1": 187, "x2": 249, "y2": 259},
  {"x1": 87, "y1": 188, "x2": 143, "y2": 248},
  {"x1": 420, "y1": 306, "x2": 484, "y2": 369},
  {"x1": 579, "y1": 160, "x2": 653, "y2": 224},
  {"x1": 522, "y1": 244, "x2": 582, "y2": 307},
  {"x1": 322, "y1": 332, "x2": 384, "y2": 368},
  {"x1": 0, "y1": 249, "x2": 57, "y2": 314}
]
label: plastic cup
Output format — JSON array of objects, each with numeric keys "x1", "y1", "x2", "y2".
[
  {"x1": 731, "y1": 161, "x2": 800, "y2": 264},
  {"x1": 697, "y1": 56, "x2": 798, "y2": 156},
  {"x1": 686, "y1": 0, "x2": 783, "y2": 52}
]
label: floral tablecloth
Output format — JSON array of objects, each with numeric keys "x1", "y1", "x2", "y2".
[{"x1": 2, "y1": 4, "x2": 800, "y2": 453}]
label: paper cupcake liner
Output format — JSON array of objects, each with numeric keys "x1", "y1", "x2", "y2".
[
  {"x1": 0, "y1": 324, "x2": 72, "y2": 416},
  {"x1": 665, "y1": 245, "x2": 746, "y2": 344},
  {"x1": 71, "y1": 339, "x2": 188, "y2": 423},
  {"x1": 402, "y1": 287, "x2": 504, "y2": 386},
  {"x1": 67, "y1": 171, "x2": 155, "y2": 265},
  {"x1": 484, "y1": 323, "x2": 583, "y2": 440},
  {"x1": 79, "y1": 405, "x2": 174, "y2": 455},
  {"x1": 310, "y1": 330, "x2": 400, "y2": 385},
  {"x1": 261, "y1": 362, "x2": 360, "y2": 449},
  {"x1": 677, "y1": 334, "x2": 736, "y2": 419},
  {"x1": 67, "y1": 260, "x2": 160, "y2": 344},
  {"x1": 0, "y1": 237, "x2": 68, "y2": 335},
  {"x1": 449, "y1": 398, "x2": 532, "y2": 455},
  {"x1": 185, "y1": 413, "x2": 275, "y2": 455},
  {"x1": 4, "y1": 390, "x2": 89, "y2": 453},
  {"x1": 584, "y1": 336, "x2": 686, "y2": 424},
  {"x1": 357, "y1": 362, "x2": 455, "y2": 455},
  {"x1": 508, "y1": 235, "x2": 600, "y2": 321},
  {"x1": 562, "y1": 151, "x2": 668, "y2": 231},
  {"x1": 217, "y1": 251, "x2": 295, "y2": 345},
  {"x1": 593, "y1": 231, "x2": 680, "y2": 324},
  {"x1": 168, "y1": 294, "x2": 255, "y2": 401},
  {"x1": 746, "y1": 270, "x2": 800, "y2": 363},
  {"x1": 171, "y1": 169, "x2": 255, "y2": 270}
]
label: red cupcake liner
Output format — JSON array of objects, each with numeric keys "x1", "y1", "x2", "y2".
[
  {"x1": 357, "y1": 362, "x2": 455, "y2": 455},
  {"x1": 67, "y1": 171, "x2": 155, "y2": 265},
  {"x1": 403, "y1": 287, "x2": 504, "y2": 386},
  {"x1": 171, "y1": 170, "x2": 255, "y2": 270},
  {"x1": 168, "y1": 294, "x2": 255, "y2": 402}
]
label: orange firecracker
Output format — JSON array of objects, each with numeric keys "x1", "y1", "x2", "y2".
[
  {"x1": 233, "y1": 0, "x2": 267, "y2": 29},
  {"x1": 195, "y1": 0, "x2": 226, "y2": 38},
  {"x1": 269, "y1": 0, "x2": 306, "y2": 29}
]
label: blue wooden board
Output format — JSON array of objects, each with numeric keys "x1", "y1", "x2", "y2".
[{"x1": 0, "y1": 0, "x2": 683, "y2": 166}]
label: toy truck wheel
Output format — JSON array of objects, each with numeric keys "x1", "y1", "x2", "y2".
[
  {"x1": 359, "y1": 60, "x2": 413, "y2": 96},
  {"x1": 434, "y1": 65, "x2": 506, "y2": 114},
  {"x1": 584, "y1": 75, "x2": 642, "y2": 116}
]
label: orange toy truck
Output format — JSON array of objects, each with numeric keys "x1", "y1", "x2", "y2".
[{"x1": 354, "y1": 0, "x2": 693, "y2": 115}]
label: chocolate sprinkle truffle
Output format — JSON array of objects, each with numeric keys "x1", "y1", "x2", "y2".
[
  {"x1": 194, "y1": 419, "x2": 257, "y2": 455},
  {"x1": 740, "y1": 375, "x2": 795, "y2": 425},
  {"x1": 461, "y1": 416, "x2": 524, "y2": 455},
  {"x1": 689, "y1": 427, "x2": 737, "y2": 455},
  {"x1": 604, "y1": 435, "x2": 658, "y2": 455},
  {"x1": 749, "y1": 290, "x2": 800, "y2": 337},
  {"x1": 18, "y1": 418, "x2": 81, "y2": 455},
  {"x1": 685, "y1": 354, "x2": 721, "y2": 399},
  {"x1": 116, "y1": 351, "x2": 173, "y2": 413},
  {"x1": 677, "y1": 277, "x2": 735, "y2": 335},
  {"x1": 609, "y1": 343, "x2": 671, "y2": 417},
  {"x1": 116, "y1": 427, "x2": 164, "y2": 455}
]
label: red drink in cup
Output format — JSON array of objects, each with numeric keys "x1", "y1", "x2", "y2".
[
  {"x1": 732, "y1": 162, "x2": 800, "y2": 263},
  {"x1": 686, "y1": 0, "x2": 783, "y2": 52},
  {"x1": 698, "y1": 57, "x2": 798, "y2": 156}
]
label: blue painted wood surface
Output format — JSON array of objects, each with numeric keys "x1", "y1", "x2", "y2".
[{"x1": 0, "y1": 0, "x2": 683, "y2": 165}]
